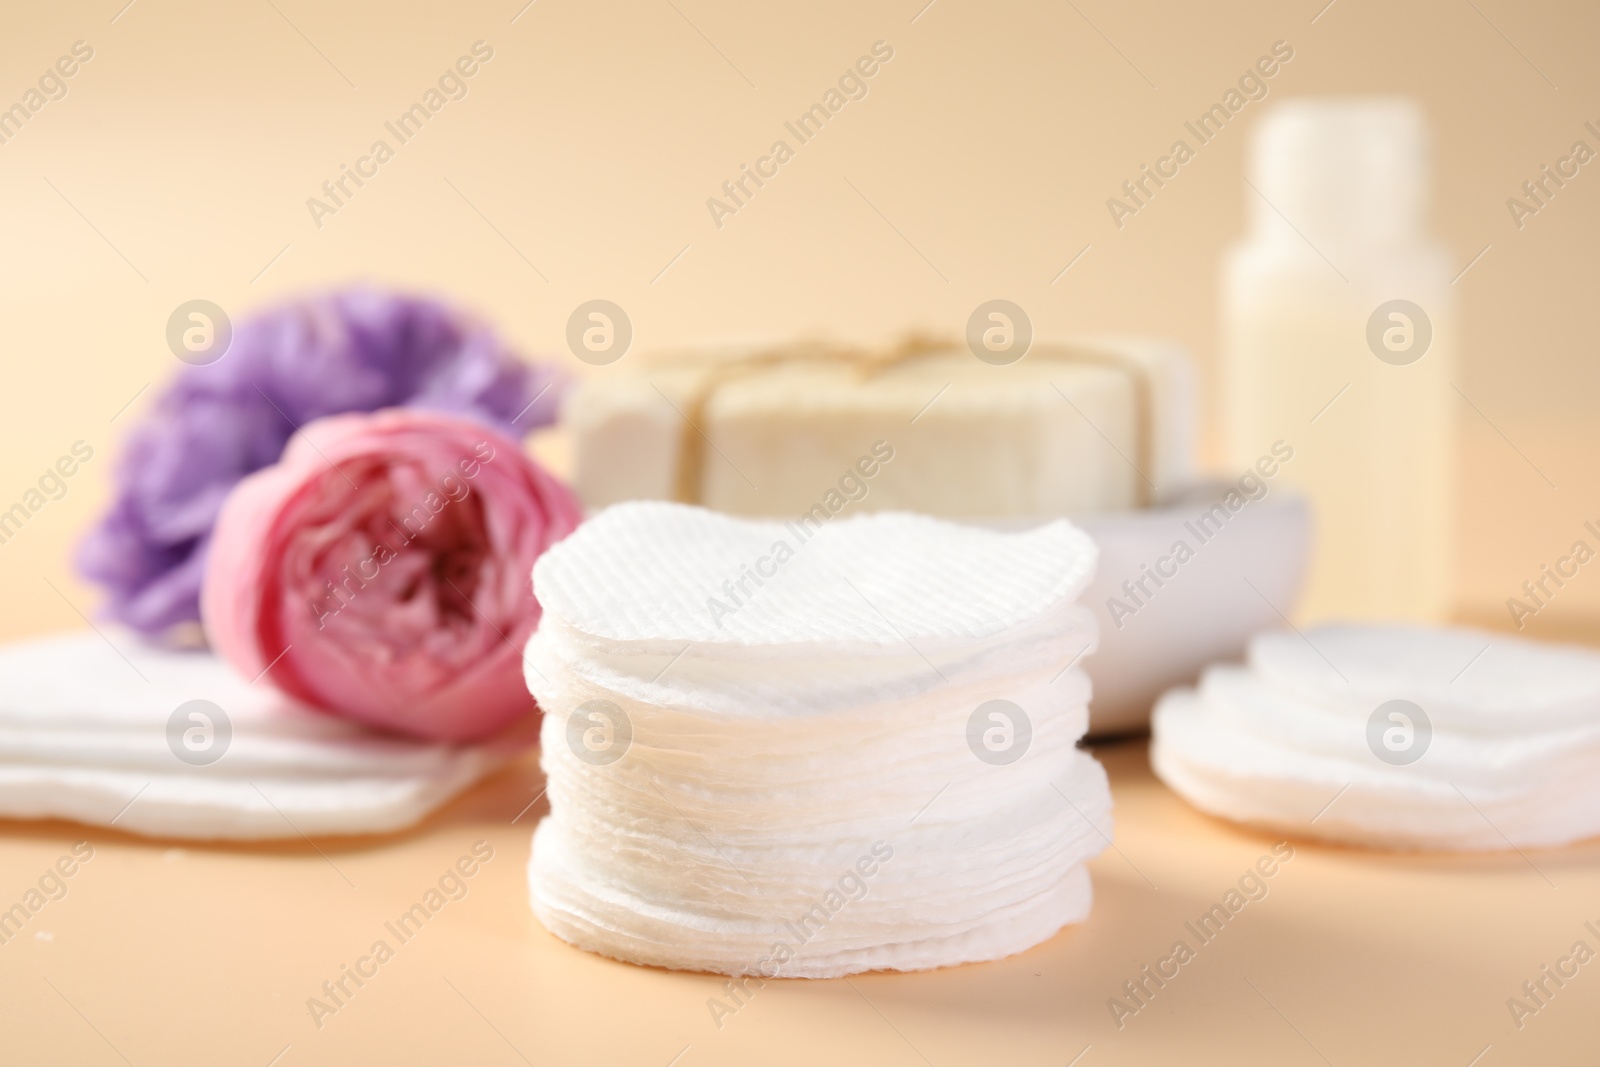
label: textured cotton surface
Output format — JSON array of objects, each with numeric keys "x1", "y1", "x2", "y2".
[
  {"x1": 532, "y1": 501, "x2": 1098, "y2": 650},
  {"x1": 1249, "y1": 624, "x2": 1600, "y2": 734},
  {"x1": 526, "y1": 503, "x2": 1111, "y2": 977},
  {"x1": 0, "y1": 631, "x2": 524, "y2": 839},
  {"x1": 1152, "y1": 624, "x2": 1600, "y2": 850}
]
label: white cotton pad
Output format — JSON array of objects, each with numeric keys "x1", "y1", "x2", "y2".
[
  {"x1": 531, "y1": 501, "x2": 1099, "y2": 654},
  {"x1": 0, "y1": 631, "x2": 525, "y2": 840},
  {"x1": 524, "y1": 502, "x2": 1112, "y2": 976},
  {"x1": 0, "y1": 759, "x2": 505, "y2": 841},
  {"x1": 1249, "y1": 624, "x2": 1600, "y2": 734},
  {"x1": 530, "y1": 842, "x2": 1096, "y2": 979},
  {"x1": 1188, "y1": 668, "x2": 1600, "y2": 790},
  {"x1": 1152, "y1": 624, "x2": 1600, "y2": 851},
  {"x1": 526, "y1": 605, "x2": 1096, "y2": 723}
]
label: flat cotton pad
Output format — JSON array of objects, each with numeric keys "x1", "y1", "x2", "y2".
[
  {"x1": 1152, "y1": 624, "x2": 1600, "y2": 850},
  {"x1": 525, "y1": 501, "x2": 1112, "y2": 977},
  {"x1": 0, "y1": 631, "x2": 524, "y2": 839}
]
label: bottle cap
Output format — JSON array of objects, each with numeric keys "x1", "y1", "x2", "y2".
[{"x1": 1249, "y1": 97, "x2": 1429, "y2": 246}]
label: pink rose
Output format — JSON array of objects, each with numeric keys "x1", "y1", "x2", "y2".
[{"x1": 202, "y1": 409, "x2": 581, "y2": 740}]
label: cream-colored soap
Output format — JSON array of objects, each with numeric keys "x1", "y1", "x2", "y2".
[{"x1": 567, "y1": 337, "x2": 1195, "y2": 518}]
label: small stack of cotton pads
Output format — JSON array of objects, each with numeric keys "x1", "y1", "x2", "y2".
[
  {"x1": 524, "y1": 501, "x2": 1112, "y2": 977},
  {"x1": 0, "y1": 631, "x2": 523, "y2": 840},
  {"x1": 1153, "y1": 624, "x2": 1600, "y2": 850}
]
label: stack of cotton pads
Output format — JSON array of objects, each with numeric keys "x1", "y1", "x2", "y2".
[
  {"x1": 1153, "y1": 624, "x2": 1600, "y2": 850},
  {"x1": 525, "y1": 501, "x2": 1112, "y2": 977},
  {"x1": 0, "y1": 631, "x2": 523, "y2": 840}
]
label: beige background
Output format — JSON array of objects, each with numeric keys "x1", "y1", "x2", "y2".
[
  {"x1": 0, "y1": 0, "x2": 1598, "y2": 637},
  {"x1": 1, "y1": 1, "x2": 1598, "y2": 1063}
]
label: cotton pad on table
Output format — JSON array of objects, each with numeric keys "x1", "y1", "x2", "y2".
[
  {"x1": 525, "y1": 501, "x2": 1112, "y2": 977},
  {"x1": 1152, "y1": 624, "x2": 1600, "y2": 850},
  {"x1": 0, "y1": 631, "x2": 527, "y2": 840}
]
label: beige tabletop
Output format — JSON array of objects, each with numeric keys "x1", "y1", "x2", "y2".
[{"x1": 2, "y1": 735, "x2": 1596, "y2": 1066}]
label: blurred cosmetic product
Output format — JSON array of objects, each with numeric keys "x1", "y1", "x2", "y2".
[{"x1": 1223, "y1": 98, "x2": 1455, "y2": 622}]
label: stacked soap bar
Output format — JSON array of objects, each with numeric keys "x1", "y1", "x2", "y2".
[
  {"x1": 1153, "y1": 625, "x2": 1600, "y2": 850},
  {"x1": 566, "y1": 337, "x2": 1195, "y2": 517},
  {"x1": 0, "y1": 632, "x2": 523, "y2": 840},
  {"x1": 524, "y1": 501, "x2": 1112, "y2": 977}
]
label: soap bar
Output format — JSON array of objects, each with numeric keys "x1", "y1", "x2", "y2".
[{"x1": 567, "y1": 337, "x2": 1195, "y2": 517}]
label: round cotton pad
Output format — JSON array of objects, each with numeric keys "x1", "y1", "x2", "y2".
[
  {"x1": 1249, "y1": 624, "x2": 1600, "y2": 734},
  {"x1": 1153, "y1": 624, "x2": 1600, "y2": 850},
  {"x1": 0, "y1": 631, "x2": 524, "y2": 839},
  {"x1": 525, "y1": 503, "x2": 1112, "y2": 976}
]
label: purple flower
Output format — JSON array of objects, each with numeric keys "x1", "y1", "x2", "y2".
[{"x1": 77, "y1": 288, "x2": 564, "y2": 640}]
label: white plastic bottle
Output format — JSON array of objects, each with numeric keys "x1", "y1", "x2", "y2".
[{"x1": 1222, "y1": 98, "x2": 1455, "y2": 623}]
